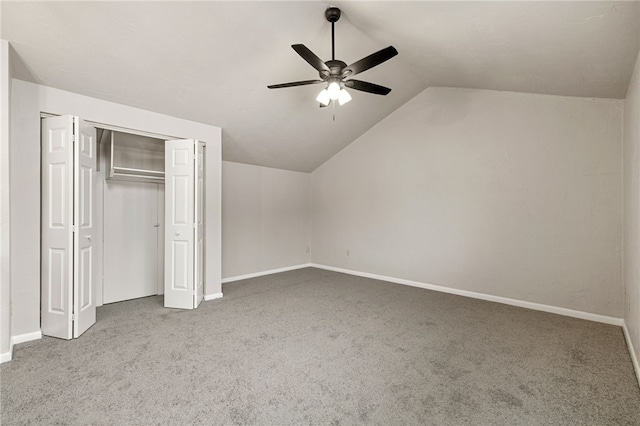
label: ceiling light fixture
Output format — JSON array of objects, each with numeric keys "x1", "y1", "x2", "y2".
[
  {"x1": 327, "y1": 81, "x2": 341, "y2": 100},
  {"x1": 338, "y1": 88, "x2": 352, "y2": 105},
  {"x1": 267, "y1": 6, "x2": 398, "y2": 112},
  {"x1": 316, "y1": 89, "x2": 330, "y2": 106}
]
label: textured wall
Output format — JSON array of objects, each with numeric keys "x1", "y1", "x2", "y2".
[
  {"x1": 624, "y1": 52, "x2": 640, "y2": 370},
  {"x1": 222, "y1": 161, "x2": 310, "y2": 279},
  {"x1": 311, "y1": 87, "x2": 623, "y2": 317}
]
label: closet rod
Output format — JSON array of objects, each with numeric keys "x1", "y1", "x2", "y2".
[
  {"x1": 109, "y1": 173, "x2": 165, "y2": 182},
  {"x1": 112, "y1": 166, "x2": 164, "y2": 177}
]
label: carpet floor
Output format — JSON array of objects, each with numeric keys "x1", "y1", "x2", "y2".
[{"x1": 1, "y1": 267, "x2": 639, "y2": 425}]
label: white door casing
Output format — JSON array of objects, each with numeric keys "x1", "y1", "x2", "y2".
[
  {"x1": 165, "y1": 139, "x2": 196, "y2": 309},
  {"x1": 41, "y1": 116, "x2": 96, "y2": 339},
  {"x1": 157, "y1": 184, "x2": 165, "y2": 295}
]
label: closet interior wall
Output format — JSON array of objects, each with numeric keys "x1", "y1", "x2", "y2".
[{"x1": 96, "y1": 130, "x2": 166, "y2": 306}]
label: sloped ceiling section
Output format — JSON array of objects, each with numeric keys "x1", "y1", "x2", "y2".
[{"x1": 2, "y1": 1, "x2": 639, "y2": 172}]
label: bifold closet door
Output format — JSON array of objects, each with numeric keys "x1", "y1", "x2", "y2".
[
  {"x1": 164, "y1": 139, "x2": 204, "y2": 309},
  {"x1": 41, "y1": 115, "x2": 96, "y2": 339}
]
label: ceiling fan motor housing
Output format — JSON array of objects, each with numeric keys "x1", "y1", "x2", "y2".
[
  {"x1": 325, "y1": 7, "x2": 341, "y2": 23},
  {"x1": 321, "y1": 59, "x2": 347, "y2": 80}
]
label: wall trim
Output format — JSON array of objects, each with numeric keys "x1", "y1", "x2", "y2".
[
  {"x1": 310, "y1": 263, "x2": 624, "y2": 326},
  {"x1": 11, "y1": 331, "x2": 42, "y2": 346},
  {"x1": 221, "y1": 263, "x2": 312, "y2": 284},
  {"x1": 204, "y1": 293, "x2": 223, "y2": 301},
  {"x1": 623, "y1": 322, "x2": 640, "y2": 387},
  {"x1": 1, "y1": 330, "x2": 42, "y2": 363}
]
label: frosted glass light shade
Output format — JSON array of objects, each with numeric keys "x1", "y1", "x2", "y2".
[
  {"x1": 316, "y1": 89, "x2": 330, "y2": 106},
  {"x1": 338, "y1": 89, "x2": 352, "y2": 105},
  {"x1": 327, "y1": 82, "x2": 341, "y2": 100}
]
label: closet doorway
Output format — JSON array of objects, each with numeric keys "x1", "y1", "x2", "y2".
[
  {"x1": 41, "y1": 115, "x2": 206, "y2": 340},
  {"x1": 100, "y1": 130, "x2": 165, "y2": 304}
]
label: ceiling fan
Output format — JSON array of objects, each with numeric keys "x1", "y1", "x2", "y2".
[{"x1": 267, "y1": 7, "x2": 398, "y2": 107}]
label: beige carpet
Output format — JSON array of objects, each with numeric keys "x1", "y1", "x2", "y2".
[{"x1": 2, "y1": 268, "x2": 639, "y2": 425}]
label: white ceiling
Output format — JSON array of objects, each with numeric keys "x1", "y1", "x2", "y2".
[{"x1": 2, "y1": 1, "x2": 639, "y2": 172}]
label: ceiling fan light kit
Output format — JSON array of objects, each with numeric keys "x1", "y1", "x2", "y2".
[{"x1": 268, "y1": 7, "x2": 398, "y2": 110}]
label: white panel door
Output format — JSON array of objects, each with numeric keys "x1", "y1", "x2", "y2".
[
  {"x1": 41, "y1": 116, "x2": 96, "y2": 339},
  {"x1": 165, "y1": 139, "x2": 196, "y2": 309},
  {"x1": 41, "y1": 116, "x2": 74, "y2": 339},
  {"x1": 194, "y1": 142, "x2": 205, "y2": 307},
  {"x1": 73, "y1": 119, "x2": 97, "y2": 337}
]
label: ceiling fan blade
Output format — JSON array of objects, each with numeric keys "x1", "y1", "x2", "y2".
[
  {"x1": 292, "y1": 44, "x2": 330, "y2": 73},
  {"x1": 267, "y1": 80, "x2": 325, "y2": 89},
  {"x1": 344, "y1": 79, "x2": 392, "y2": 95},
  {"x1": 342, "y1": 46, "x2": 398, "y2": 77}
]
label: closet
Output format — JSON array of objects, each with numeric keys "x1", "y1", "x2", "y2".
[
  {"x1": 41, "y1": 115, "x2": 206, "y2": 340},
  {"x1": 100, "y1": 130, "x2": 165, "y2": 305}
]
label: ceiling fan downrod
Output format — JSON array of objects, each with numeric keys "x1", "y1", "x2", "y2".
[{"x1": 325, "y1": 7, "x2": 341, "y2": 61}]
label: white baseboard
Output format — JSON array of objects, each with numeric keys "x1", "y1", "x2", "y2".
[
  {"x1": 623, "y1": 322, "x2": 640, "y2": 387},
  {"x1": 1, "y1": 330, "x2": 42, "y2": 363},
  {"x1": 222, "y1": 263, "x2": 312, "y2": 284},
  {"x1": 204, "y1": 292, "x2": 223, "y2": 301},
  {"x1": 310, "y1": 263, "x2": 624, "y2": 326},
  {"x1": 11, "y1": 331, "x2": 42, "y2": 346}
]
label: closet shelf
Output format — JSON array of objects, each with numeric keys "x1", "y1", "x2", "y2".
[{"x1": 105, "y1": 131, "x2": 165, "y2": 184}]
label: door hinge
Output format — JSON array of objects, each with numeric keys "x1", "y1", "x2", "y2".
[
  {"x1": 72, "y1": 225, "x2": 77, "y2": 233},
  {"x1": 72, "y1": 313, "x2": 78, "y2": 321}
]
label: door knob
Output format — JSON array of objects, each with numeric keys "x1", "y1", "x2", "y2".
[
  {"x1": 86, "y1": 235, "x2": 91, "y2": 240},
  {"x1": 175, "y1": 231, "x2": 181, "y2": 236}
]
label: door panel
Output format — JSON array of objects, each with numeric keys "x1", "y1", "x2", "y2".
[
  {"x1": 172, "y1": 240, "x2": 189, "y2": 289},
  {"x1": 73, "y1": 118, "x2": 96, "y2": 338},
  {"x1": 164, "y1": 139, "x2": 196, "y2": 309},
  {"x1": 47, "y1": 249, "x2": 66, "y2": 313},
  {"x1": 41, "y1": 116, "x2": 74, "y2": 339}
]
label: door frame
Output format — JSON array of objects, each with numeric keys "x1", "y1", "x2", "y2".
[
  {"x1": 40, "y1": 113, "x2": 207, "y2": 311},
  {"x1": 39, "y1": 111, "x2": 187, "y2": 307}
]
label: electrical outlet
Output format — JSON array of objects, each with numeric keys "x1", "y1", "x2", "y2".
[{"x1": 346, "y1": 249, "x2": 350, "y2": 256}]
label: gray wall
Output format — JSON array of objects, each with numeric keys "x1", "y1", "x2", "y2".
[
  {"x1": 624, "y1": 52, "x2": 640, "y2": 370},
  {"x1": 311, "y1": 87, "x2": 623, "y2": 317},
  {"x1": 222, "y1": 161, "x2": 310, "y2": 279},
  {"x1": 0, "y1": 41, "x2": 11, "y2": 356}
]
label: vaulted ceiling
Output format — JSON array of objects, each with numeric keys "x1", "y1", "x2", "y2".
[{"x1": 2, "y1": 1, "x2": 639, "y2": 172}]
